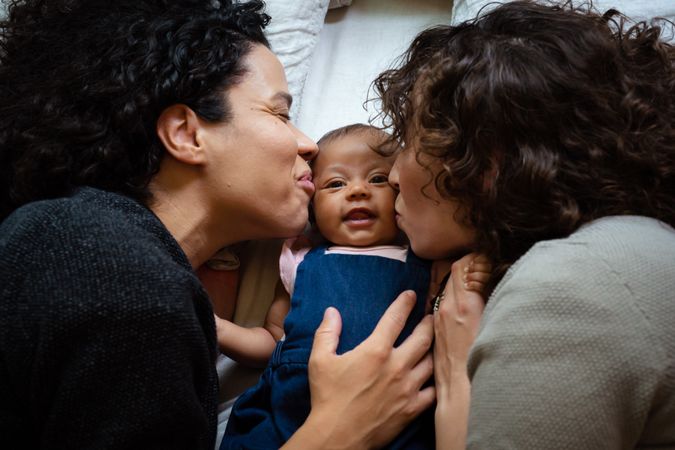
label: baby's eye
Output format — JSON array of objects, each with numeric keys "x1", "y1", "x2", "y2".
[
  {"x1": 277, "y1": 112, "x2": 290, "y2": 122},
  {"x1": 326, "y1": 180, "x2": 346, "y2": 189},
  {"x1": 369, "y1": 174, "x2": 389, "y2": 184}
]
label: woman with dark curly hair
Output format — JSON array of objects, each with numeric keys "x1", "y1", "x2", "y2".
[
  {"x1": 375, "y1": 0, "x2": 675, "y2": 448},
  {"x1": 0, "y1": 1, "x2": 436, "y2": 448}
]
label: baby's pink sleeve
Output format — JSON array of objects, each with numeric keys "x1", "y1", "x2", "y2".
[{"x1": 279, "y1": 237, "x2": 311, "y2": 297}]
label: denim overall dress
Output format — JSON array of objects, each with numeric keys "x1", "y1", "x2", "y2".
[{"x1": 222, "y1": 245, "x2": 434, "y2": 449}]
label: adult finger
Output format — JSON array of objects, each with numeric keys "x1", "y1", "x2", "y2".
[
  {"x1": 411, "y1": 385, "x2": 436, "y2": 416},
  {"x1": 395, "y1": 314, "x2": 434, "y2": 369},
  {"x1": 368, "y1": 290, "x2": 417, "y2": 347},
  {"x1": 407, "y1": 351, "x2": 434, "y2": 388},
  {"x1": 440, "y1": 275, "x2": 484, "y2": 318},
  {"x1": 311, "y1": 307, "x2": 343, "y2": 357}
]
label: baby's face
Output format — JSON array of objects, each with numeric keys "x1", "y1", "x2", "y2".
[{"x1": 312, "y1": 132, "x2": 398, "y2": 247}]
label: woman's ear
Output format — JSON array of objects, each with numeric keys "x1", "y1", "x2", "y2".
[{"x1": 156, "y1": 104, "x2": 206, "y2": 165}]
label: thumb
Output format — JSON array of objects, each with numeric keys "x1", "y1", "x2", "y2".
[{"x1": 312, "y1": 307, "x2": 342, "y2": 356}]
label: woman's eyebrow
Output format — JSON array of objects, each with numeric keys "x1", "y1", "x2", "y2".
[{"x1": 272, "y1": 92, "x2": 293, "y2": 109}]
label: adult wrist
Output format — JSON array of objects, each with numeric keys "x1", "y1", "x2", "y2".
[
  {"x1": 436, "y1": 368, "x2": 471, "y2": 402},
  {"x1": 283, "y1": 409, "x2": 369, "y2": 450}
]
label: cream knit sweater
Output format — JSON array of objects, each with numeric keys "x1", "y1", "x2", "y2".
[{"x1": 467, "y1": 216, "x2": 675, "y2": 449}]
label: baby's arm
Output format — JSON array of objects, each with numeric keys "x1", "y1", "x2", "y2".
[
  {"x1": 262, "y1": 279, "x2": 290, "y2": 341},
  {"x1": 433, "y1": 254, "x2": 491, "y2": 450},
  {"x1": 216, "y1": 279, "x2": 290, "y2": 368}
]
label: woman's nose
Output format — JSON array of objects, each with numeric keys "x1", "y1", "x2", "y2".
[
  {"x1": 389, "y1": 156, "x2": 401, "y2": 191},
  {"x1": 293, "y1": 124, "x2": 318, "y2": 161}
]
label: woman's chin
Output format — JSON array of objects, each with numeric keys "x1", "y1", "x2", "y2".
[
  {"x1": 286, "y1": 218, "x2": 310, "y2": 238},
  {"x1": 409, "y1": 241, "x2": 450, "y2": 261}
]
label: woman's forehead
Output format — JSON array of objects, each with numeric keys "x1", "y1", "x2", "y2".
[{"x1": 233, "y1": 44, "x2": 290, "y2": 102}]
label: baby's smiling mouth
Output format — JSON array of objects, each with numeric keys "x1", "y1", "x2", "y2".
[{"x1": 344, "y1": 208, "x2": 376, "y2": 225}]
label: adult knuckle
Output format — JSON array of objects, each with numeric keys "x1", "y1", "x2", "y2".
[
  {"x1": 370, "y1": 344, "x2": 390, "y2": 362},
  {"x1": 417, "y1": 334, "x2": 432, "y2": 351},
  {"x1": 307, "y1": 359, "x2": 320, "y2": 375},
  {"x1": 391, "y1": 359, "x2": 408, "y2": 380},
  {"x1": 308, "y1": 353, "x2": 328, "y2": 371},
  {"x1": 402, "y1": 400, "x2": 419, "y2": 418},
  {"x1": 313, "y1": 327, "x2": 330, "y2": 340},
  {"x1": 420, "y1": 354, "x2": 433, "y2": 371}
]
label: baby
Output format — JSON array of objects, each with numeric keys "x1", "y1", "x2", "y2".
[{"x1": 217, "y1": 124, "x2": 489, "y2": 449}]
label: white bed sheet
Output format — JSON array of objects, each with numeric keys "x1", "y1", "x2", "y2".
[{"x1": 296, "y1": 0, "x2": 454, "y2": 142}]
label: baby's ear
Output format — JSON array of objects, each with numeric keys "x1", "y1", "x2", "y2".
[{"x1": 156, "y1": 104, "x2": 206, "y2": 165}]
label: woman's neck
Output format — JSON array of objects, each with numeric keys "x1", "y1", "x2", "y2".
[
  {"x1": 148, "y1": 161, "x2": 238, "y2": 269},
  {"x1": 149, "y1": 188, "x2": 216, "y2": 269}
]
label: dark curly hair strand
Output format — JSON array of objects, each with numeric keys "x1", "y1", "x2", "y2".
[{"x1": 0, "y1": 0, "x2": 270, "y2": 220}]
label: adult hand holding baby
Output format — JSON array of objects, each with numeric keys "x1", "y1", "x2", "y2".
[
  {"x1": 284, "y1": 291, "x2": 435, "y2": 449},
  {"x1": 433, "y1": 253, "x2": 491, "y2": 450}
]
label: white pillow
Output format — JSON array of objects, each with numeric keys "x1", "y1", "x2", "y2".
[
  {"x1": 329, "y1": 0, "x2": 354, "y2": 8},
  {"x1": 263, "y1": 0, "x2": 331, "y2": 120},
  {"x1": 295, "y1": 0, "x2": 454, "y2": 142},
  {"x1": 452, "y1": 0, "x2": 675, "y2": 31}
]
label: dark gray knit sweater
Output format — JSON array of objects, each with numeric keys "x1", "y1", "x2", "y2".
[{"x1": 0, "y1": 187, "x2": 219, "y2": 449}]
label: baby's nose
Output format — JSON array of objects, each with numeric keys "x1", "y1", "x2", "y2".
[{"x1": 347, "y1": 182, "x2": 370, "y2": 199}]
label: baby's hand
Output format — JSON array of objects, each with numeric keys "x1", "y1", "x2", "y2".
[
  {"x1": 428, "y1": 254, "x2": 492, "y2": 313},
  {"x1": 461, "y1": 254, "x2": 492, "y2": 294}
]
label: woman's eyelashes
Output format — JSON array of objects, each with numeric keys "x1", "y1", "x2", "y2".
[{"x1": 268, "y1": 106, "x2": 290, "y2": 122}]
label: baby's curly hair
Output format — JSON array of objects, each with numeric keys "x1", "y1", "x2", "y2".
[
  {"x1": 374, "y1": 0, "x2": 675, "y2": 282},
  {"x1": 0, "y1": 0, "x2": 270, "y2": 220}
]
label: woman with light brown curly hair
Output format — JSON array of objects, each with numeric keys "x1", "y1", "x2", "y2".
[{"x1": 375, "y1": 1, "x2": 675, "y2": 447}]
